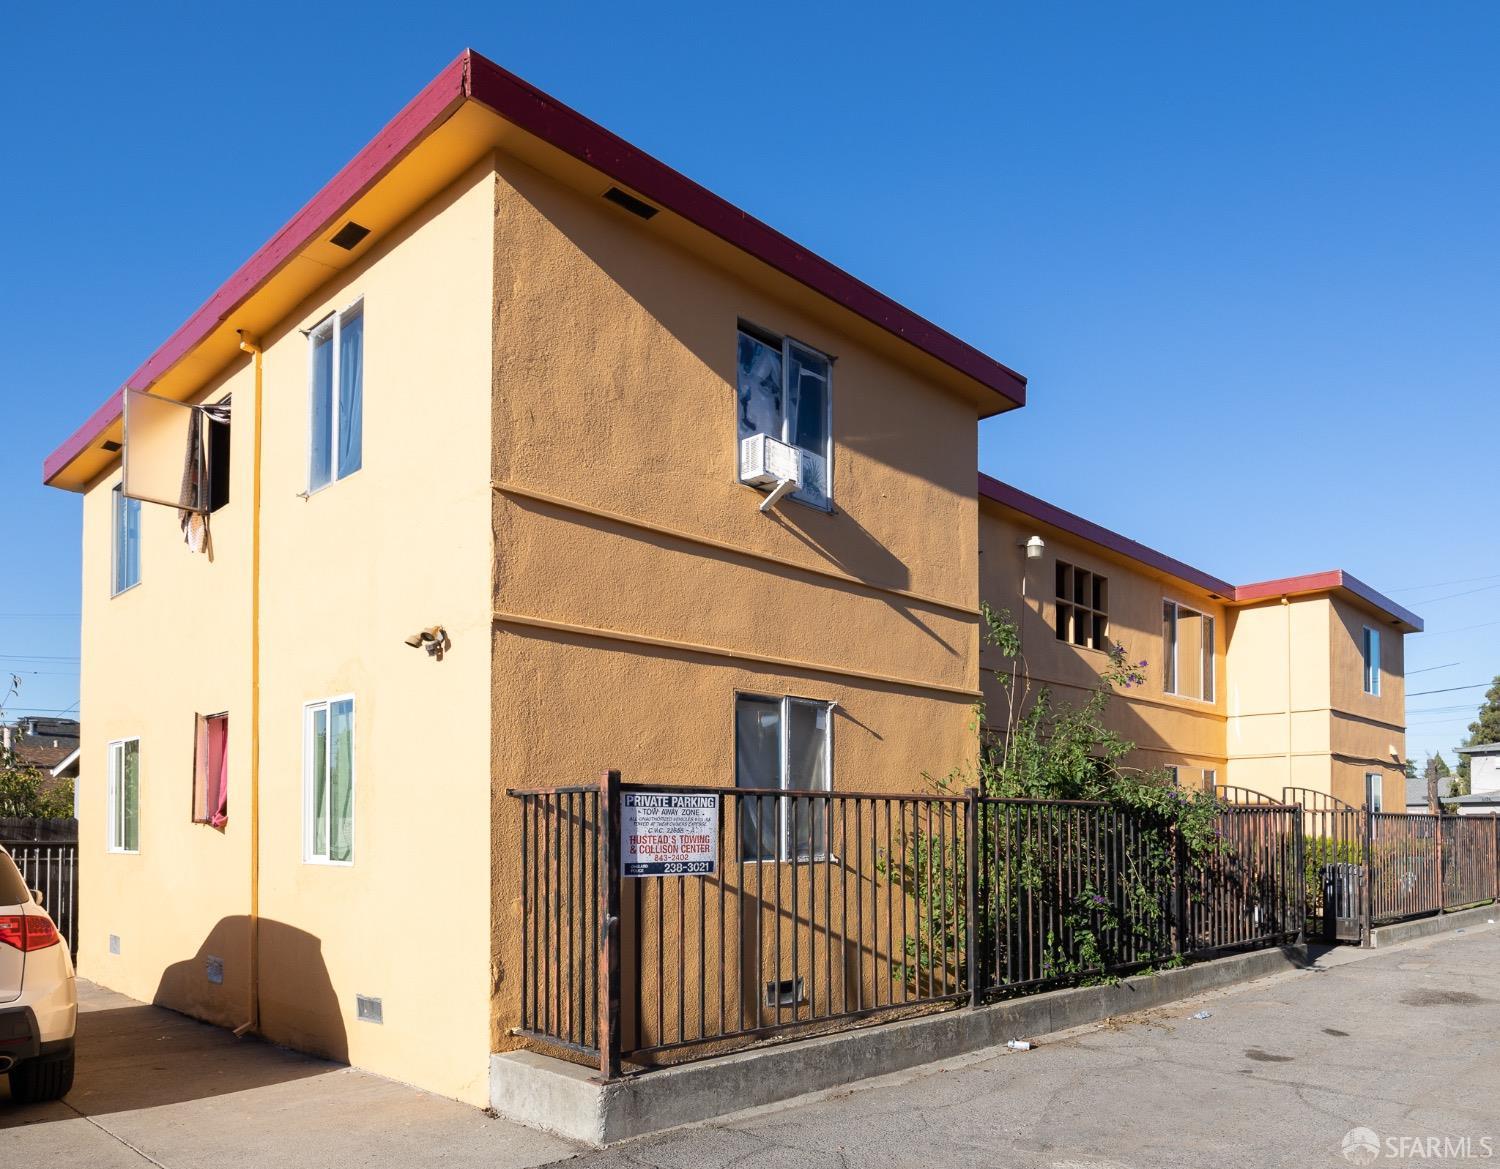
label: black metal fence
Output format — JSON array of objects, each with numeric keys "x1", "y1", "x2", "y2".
[
  {"x1": 1, "y1": 832, "x2": 79, "y2": 960},
  {"x1": 510, "y1": 777, "x2": 1304, "y2": 1077}
]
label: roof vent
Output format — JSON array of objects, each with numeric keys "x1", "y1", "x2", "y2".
[
  {"x1": 330, "y1": 221, "x2": 371, "y2": 250},
  {"x1": 602, "y1": 187, "x2": 659, "y2": 220},
  {"x1": 101, "y1": 440, "x2": 122, "y2": 452}
]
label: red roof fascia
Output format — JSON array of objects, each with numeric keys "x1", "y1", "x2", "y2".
[
  {"x1": 45, "y1": 50, "x2": 1026, "y2": 487},
  {"x1": 978, "y1": 473, "x2": 1236, "y2": 598},
  {"x1": 979, "y1": 475, "x2": 1423, "y2": 632}
]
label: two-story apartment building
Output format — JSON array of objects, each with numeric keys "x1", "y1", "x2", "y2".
[
  {"x1": 42, "y1": 51, "x2": 1420, "y2": 1106},
  {"x1": 978, "y1": 478, "x2": 1420, "y2": 810}
]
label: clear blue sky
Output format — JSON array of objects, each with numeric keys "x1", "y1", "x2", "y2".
[{"x1": 3, "y1": 2, "x2": 1496, "y2": 764}]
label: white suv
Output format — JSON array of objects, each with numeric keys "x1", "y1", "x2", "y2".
[{"x1": 0, "y1": 845, "x2": 76, "y2": 1103}]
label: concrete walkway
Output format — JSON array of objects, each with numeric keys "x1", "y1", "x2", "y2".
[
  {"x1": 5, "y1": 923, "x2": 1497, "y2": 1167},
  {"x1": 565, "y1": 922, "x2": 1500, "y2": 1169},
  {"x1": 0, "y1": 982, "x2": 579, "y2": 1169}
]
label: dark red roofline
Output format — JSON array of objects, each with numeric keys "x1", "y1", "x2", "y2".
[
  {"x1": 979, "y1": 474, "x2": 1423, "y2": 632},
  {"x1": 978, "y1": 474, "x2": 1236, "y2": 598},
  {"x1": 44, "y1": 50, "x2": 1026, "y2": 487}
]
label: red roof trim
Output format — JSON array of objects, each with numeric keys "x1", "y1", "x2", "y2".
[
  {"x1": 978, "y1": 473, "x2": 1236, "y2": 598},
  {"x1": 463, "y1": 55, "x2": 1026, "y2": 410},
  {"x1": 1237, "y1": 571, "x2": 1424, "y2": 632},
  {"x1": 979, "y1": 474, "x2": 1423, "y2": 632},
  {"x1": 45, "y1": 50, "x2": 1026, "y2": 486}
]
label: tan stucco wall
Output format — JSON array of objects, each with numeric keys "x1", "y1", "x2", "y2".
[
  {"x1": 77, "y1": 164, "x2": 497, "y2": 1105},
  {"x1": 486, "y1": 153, "x2": 984, "y2": 1048},
  {"x1": 977, "y1": 505, "x2": 1228, "y2": 782}
]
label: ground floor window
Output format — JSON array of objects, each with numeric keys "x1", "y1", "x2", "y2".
[
  {"x1": 734, "y1": 694, "x2": 832, "y2": 862},
  {"x1": 304, "y1": 697, "x2": 355, "y2": 863},
  {"x1": 107, "y1": 738, "x2": 140, "y2": 853},
  {"x1": 1366, "y1": 772, "x2": 1383, "y2": 812}
]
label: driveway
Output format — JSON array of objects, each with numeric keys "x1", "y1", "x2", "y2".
[
  {"x1": 4, "y1": 925, "x2": 1497, "y2": 1168},
  {"x1": 0, "y1": 982, "x2": 578, "y2": 1169}
]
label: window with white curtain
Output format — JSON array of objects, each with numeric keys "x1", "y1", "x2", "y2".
[
  {"x1": 734, "y1": 694, "x2": 832, "y2": 862},
  {"x1": 304, "y1": 697, "x2": 355, "y2": 864},
  {"x1": 308, "y1": 299, "x2": 364, "y2": 491},
  {"x1": 735, "y1": 323, "x2": 832, "y2": 508},
  {"x1": 1362, "y1": 626, "x2": 1381, "y2": 696},
  {"x1": 1163, "y1": 600, "x2": 1215, "y2": 702},
  {"x1": 107, "y1": 738, "x2": 140, "y2": 853},
  {"x1": 112, "y1": 484, "x2": 141, "y2": 595}
]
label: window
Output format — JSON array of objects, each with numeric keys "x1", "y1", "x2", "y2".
[
  {"x1": 1163, "y1": 600, "x2": 1215, "y2": 702},
  {"x1": 1055, "y1": 562, "x2": 1108, "y2": 649},
  {"x1": 735, "y1": 324, "x2": 832, "y2": 508},
  {"x1": 734, "y1": 694, "x2": 832, "y2": 861},
  {"x1": 1366, "y1": 772, "x2": 1384, "y2": 812},
  {"x1": 304, "y1": 697, "x2": 355, "y2": 863},
  {"x1": 1202, "y1": 768, "x2": 1217, "y2": 791},
  {"x1": 1362, "y1": 626, "x2": 1381, "y2": 696},
  {"x1": 112, "y1": 484, "x2": 141, "y2": 595},
  {"x1": 107, "y1": 738, "x2": 140, "y2": 853},
  {"x1": 193, "y1": 713, "x2": 229, "y2": 828},
  {"x1": 309, "y1": 300, "x2": 364, "y2": 491}
]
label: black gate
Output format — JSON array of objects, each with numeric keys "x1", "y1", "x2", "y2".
[
  {"x1": 1285, "y1": 789, "x2": 1364, "y2": 943},
  {"x1": 1, "y1": 831, "x2": 79, "y2": 960}
]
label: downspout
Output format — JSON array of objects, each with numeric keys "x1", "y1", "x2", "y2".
[
  {"x1": 1283, "y1": 596, "x2": 1293, "y2": 790},
  {"x1": 235, "y1": 330, "x2": 264, "y2": 1037}
]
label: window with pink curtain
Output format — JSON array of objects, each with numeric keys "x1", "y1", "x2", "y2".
[{"x1": 193, "y1": 713, "x2": 229, "y2": 829}]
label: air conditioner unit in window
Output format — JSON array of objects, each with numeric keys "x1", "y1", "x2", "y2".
[{"x1": 739, "y1": 433, "x2": 801, "y2": 488}]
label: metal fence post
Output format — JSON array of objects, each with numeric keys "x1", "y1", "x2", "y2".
[
  {"x1": 1171, "y1": 823, "x2": 1187, "y2": 958},
  {"x1": 1435, "y1": 813, "x2": 1446, "y2": 915},
  {"x1": 1493, "y1": 813, "x2": 1499, "y2": 906},
  {"x1": 964, "y1": 788, "x2": 980, "y2": 1009},
  {"x1": 1360, "y1": 805, "x2": 1374, "y2": 947},
  {"x1": 597, "y1": 769, "x2": 622, "y2": 1081},
  {"x1": 1292, "y1": 808, "x2": 1306, "y2": 946}
]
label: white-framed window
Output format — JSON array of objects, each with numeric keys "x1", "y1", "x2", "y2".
[
  {"x1": 1362, "y1": 626, "x2": 1381, "y2": 696},
  {"x1": 1163, "y1": 600, "x2": 1215, "y2": 702},
  {"x1": 107, "y1": 738, "x2": 140, "y2": 853},
  {"x1": 1366, "y1": 772, "x2": 1384, "y2": 812},
  {"x1": 303, "y1": 696, "x2": 355, "y2": 864},
  {"x1": 735, "y1": 323, "x2": 832, "y2": 509},
  {"x1": 308, "y1": 299, "x2": 364, "y2": 491},
  {"x1": 112, "y1": 483, "x2": 141, "y2": 595},
  {"x1": 734, "y1": 694, "x2": 833, "y2": 862}
]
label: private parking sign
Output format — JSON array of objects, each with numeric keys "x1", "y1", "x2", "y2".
[{"x1": 621, "y1": 792, "x2": 719, "y2": 877}]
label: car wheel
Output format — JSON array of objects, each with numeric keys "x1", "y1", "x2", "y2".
[{"x1": 8, "y1": 1049, "x2": 75, "y2": 1104}]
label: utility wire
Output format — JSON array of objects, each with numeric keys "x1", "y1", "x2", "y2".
[
  {"x1": 1405, "y1": 662, "x2": 1460, "y2": 676},
  {"x1": 1407, "y1": 682, "x2": 1495, "y2": 697},
  {"x1": 1392, "y1": 571, "x2": 1500, "y2": 593}
]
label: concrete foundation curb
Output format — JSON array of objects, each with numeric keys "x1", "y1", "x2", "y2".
[
  {"x1": 1369, "y1": 903, "x2": 1497, "y2": 947},
  {"x1": 490, "y1": 942, "x2": 1309, "y2": 1145}
]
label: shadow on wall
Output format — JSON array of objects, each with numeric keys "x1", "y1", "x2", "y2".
[{"x1": 157, "y1": 915, "x2": 349, "y2": 1064}]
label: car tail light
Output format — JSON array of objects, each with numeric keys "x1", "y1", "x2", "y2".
[{"x1": 0, "y1": 914, "x2": 59, "y2": 952}]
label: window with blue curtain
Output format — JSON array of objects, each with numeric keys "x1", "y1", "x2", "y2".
[
  {"x1": 112, "y1": 484, "x2": 141, "y2": 595},
  {"x1": 308, "y1": 299, "x2": 363, "y2": 490}
]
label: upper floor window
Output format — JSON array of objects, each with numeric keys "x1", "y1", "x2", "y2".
[
  {"x1": 309, "y1": 300, "x2": 363, "y2": 491},
  {"x1": 112, "y1": 484, "x2": 141, "y2": 595},
  {"x1": 107, "y1": 738, "x2": 140, "y2": 853},
  {"x1": 192, "y1": 712, "x2": 229, "y2": 829},
  {"x1": 304, "y1": 696, "x2": 355, "y2": 864},
  {"x1": 734, "y1": 694, "x2": 832, "y2": 861},
  {"x1": 1163, "y1": 600, "x2": 1215, "y2": 702},
  {"x1": 735, "y1": 323, "x2": 832, "y2": 509},
  {"x1": 1362, "y1": 626, "x2": 1381, "y2": 696},
  {"x1": 1055, "y1": 562, "x2": 1108, "y2": 649}
]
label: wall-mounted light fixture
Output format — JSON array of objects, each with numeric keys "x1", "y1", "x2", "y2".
[
  {"x1": 404, "y1": 626, "x2": 450, "y2": 660},
  {"x1": 1019, "y1": 535, "x2": 1046, "y2": 560}
]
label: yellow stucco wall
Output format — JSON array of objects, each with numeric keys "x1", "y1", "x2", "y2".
[
  {"x1": 977, "y1": 505, "x2": 1228, "y2": 782},
  {"x1": 77, "y1": 164, "x2": 498, "y2": 1105},
  {"x1": 485, "y1": 153, "x2": 985, "y2": 1048}
]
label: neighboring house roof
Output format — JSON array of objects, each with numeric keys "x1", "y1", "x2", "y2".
[
  {"x1": 12, "y1": 743, "x2": 75, "y2": 771},
  {"x1": 49, "y1": 749, "x2": 80, "y2": 779},
  {"x1": 1449, "y1": 791, "x2": 1500, "y2": 807},
  {"x1": 978, "y1": 474, "x2": 1423, "y2": 632},
  {"x1": 44, "y1": 50, "x2": 1027, "y2": 490},
  {"x1": 1404, "y1": 774, "x2": 1458, "y2": 806},
  {"x1": 1458, "y1": 742, "x2": 1500, "y2": 757}
]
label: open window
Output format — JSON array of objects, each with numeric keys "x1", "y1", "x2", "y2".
[
  {"x1": 735, "y1": 323, "x2": 832, "y2": 509},
  {"x1": 122, "y1": 389, "x2": 231, "y2": 514},
  {"x1": 192, "y1": 712, "x2": 229, "y2": 829}
]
